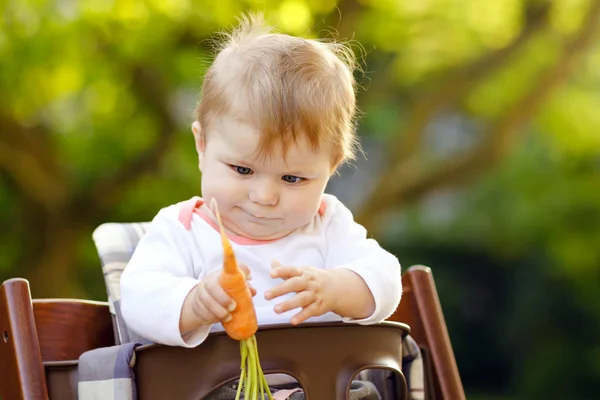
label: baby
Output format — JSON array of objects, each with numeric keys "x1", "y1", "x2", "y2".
[{"x1": 120, "y1": 15, "x2": 402, "y2": 349}]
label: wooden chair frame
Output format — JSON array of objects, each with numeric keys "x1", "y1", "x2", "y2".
[
  {"x1": 389, "y1": 265, "x2": 465, "y2": 400},
  {"x1": 0, "y1": 265, "x2": 464, "y2": 400}
]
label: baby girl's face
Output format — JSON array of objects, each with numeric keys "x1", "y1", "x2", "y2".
[{"x1": 193, "y1": 117, "x2": 333, "y2": 241}]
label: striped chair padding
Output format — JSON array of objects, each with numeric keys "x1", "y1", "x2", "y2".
[{"x1": 92, "y1": 222, "x2": 152, "y2": 345}]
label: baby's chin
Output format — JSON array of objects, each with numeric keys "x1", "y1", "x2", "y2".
[{"x1": 230, "y1": 220, "x2": 296, "y2": 241}]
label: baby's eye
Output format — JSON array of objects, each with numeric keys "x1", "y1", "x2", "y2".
[
  {"x1": 231, "y1": 165, "x2": 253, "y2": 175},
  {"x1": 282, "y1": 175, "x2": 304, "y2": 184}
]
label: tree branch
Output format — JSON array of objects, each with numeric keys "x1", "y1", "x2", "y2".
[
  {"x1": 71, "y1": 64, "x2": 179, "y2": 218},
  {"x1": 0, "y1": 112, "x2": 68, "y2": 210},
  {"x1": 390, "y1": 0, "x2": 553, "y2": 163},
  {"x1": 357, "y1": 0, "x2": 600, "y2": 232}
]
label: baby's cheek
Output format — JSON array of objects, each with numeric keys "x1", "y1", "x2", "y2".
[
  {"x1": 204, "y1": 177, "x2": 243, "y2": 204},
  {"x1": 291, "y1": 195, "x2": 321, "y2": 219}
]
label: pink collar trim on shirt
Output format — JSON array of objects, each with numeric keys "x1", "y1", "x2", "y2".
[{"x1": 177, "y1": 197, "x2": 327, "y2": 246}]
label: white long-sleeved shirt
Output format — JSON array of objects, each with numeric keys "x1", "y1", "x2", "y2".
[{"x1": 120, "y1": 193, "x2": 402, "y2": 348}]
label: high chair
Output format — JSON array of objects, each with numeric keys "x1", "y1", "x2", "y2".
[
  {"x1": 93, "y1": 222, "x2": 465, "y2": 399},
  {"x1": 0, "y1": 221, "x2": 465, "y2": 400},
  {"x1": 0, "y1": 278, "x2": 409, "y2": 399}
]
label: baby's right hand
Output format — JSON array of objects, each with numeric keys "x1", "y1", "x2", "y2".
[{"x1": 189, "y1": 264, "x2": 255, "y2": 325}]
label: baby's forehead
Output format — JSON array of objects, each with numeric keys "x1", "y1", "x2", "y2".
[
  {"x1": 239, "y1": 137, "x2": 329, "y2": 170},
  {"x1": 221, "y1": 132, "x2": 329, "y2": 171},
  {"x1": 212, "y1": 115, "x2": 319, "y2": 149}
]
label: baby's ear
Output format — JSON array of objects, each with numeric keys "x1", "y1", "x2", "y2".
[{"x1": 191, "y1": 121, "x2": 205, "y2": 168}]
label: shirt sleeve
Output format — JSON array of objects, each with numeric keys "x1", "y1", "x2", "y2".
[
  {"x1": 120, "y1": 206, "x2": 211, "y2": 347},
  {"x1": 323, "y1": 195, "x2": 402, "y2": 324}
]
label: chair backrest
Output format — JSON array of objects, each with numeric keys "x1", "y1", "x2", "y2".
[
  {"x1": 0, "y1": 278, "x2": 410, "y2": 400},
  {"x1": 389, "y1": 265, "x2": 466, "y2": 400},
  {"x1": 92, "y1": 222, "x2": 151, "y2": 344}
]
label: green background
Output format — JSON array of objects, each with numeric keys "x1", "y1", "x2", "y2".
[{"x1": 2, "y1": 0, "x2": 600, "y2": 398}]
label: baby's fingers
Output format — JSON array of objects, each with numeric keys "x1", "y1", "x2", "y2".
[
  {"x1": 248, "y1": 282, "x2": 257, "y2": 297},
  {"x1": 270, "y1": 264, "x2": 304, "y2": 280},
  {"x1": 238, "y1": 263, "x2": 252, "y2": 280},
  {"x1": 265, "y1": 277, "x2": 307, "y2": 300},
  {"x1": 197, "y1": 282, "x2": 233, "y2": 323},
  {"x1": 208, "y1": 274, "x2": 237, "y2": 312},
  {"x1": 274, "y1": 291, "x2": 313, "y2": 314},
  {"x1": 290, "y1": 303, "x2": 320, "y2": 325}
]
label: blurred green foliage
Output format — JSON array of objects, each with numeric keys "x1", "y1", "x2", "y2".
[{"x1": 1, "y1": 0, "x2": 600, "y2": 398}]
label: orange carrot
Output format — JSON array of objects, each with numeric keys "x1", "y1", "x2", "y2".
[
  {"x1": 211, "y1": 199, "x2": 273, "y2": 400},
  {"x1": 212, "y1": 199, "x2": 258, "y2": 340}
]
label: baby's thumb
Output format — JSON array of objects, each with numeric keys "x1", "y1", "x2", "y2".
[
  {"x1": 271, "y1": 259, "x2": 282, "y2": 269},
  {"x1": 238, "y1": 263, "x2": 252, "y2": 280}
]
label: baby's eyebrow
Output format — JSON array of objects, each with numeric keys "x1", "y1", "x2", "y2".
[
  {"x1": 221, "y1": 152, "x2": 254, "y2": 165},
  {"x1": 282, "y1": 166, "x2": 319, "y2": 176},
  {"x1": 284, "y1": 170, "x2": 307, "y2": 175}
]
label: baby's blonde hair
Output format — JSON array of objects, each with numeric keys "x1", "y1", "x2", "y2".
[{"x1": 195, "y1": 14, "x2": 360, "y2": 167}]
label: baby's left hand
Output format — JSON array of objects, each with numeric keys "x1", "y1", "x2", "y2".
[{"x1": 264, "y1": 260, "x2": 336, "y2": 325}]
